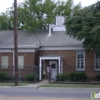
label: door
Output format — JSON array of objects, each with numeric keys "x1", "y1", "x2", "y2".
[{"x1": 49, "y1": 61, "x2": 57, "y2": 79}]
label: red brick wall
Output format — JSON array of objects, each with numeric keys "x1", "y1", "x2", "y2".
[
  {"x1": 0, "y1": 52, "x2": 35, "y2": 78},
  {"x1": 0, "y1": 50, "x2": 100, "y2": 80},
  {"x1": 0, "y1": 53, "x2": 13, "y2": 76},
  {"x1": 18, "y1": 52, "x2": 35, "y2": 77},
  {"x1": 43, "y1": 50, "x2": 100, "y2": 78}
]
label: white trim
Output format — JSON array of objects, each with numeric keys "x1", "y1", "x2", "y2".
[
  {"x1": 39, "y1": 56, "x2": 63, "y2": 80},
  {"x1": 61, "y1": 59, "x2": 63, "y2": 73},
  {"x1": 0, "y1": 46, "x2": 84, "y2": 52},
  {"x1": 0, "y1": 45, "x2": 36, "y2": 48},
  {"x1": 94, "y1": 51, "x2": 100, "y2": 71},
  {"x1": 40, "y1": 56, "x2": 61, "y2": 60},
  {"x1": 39, "y1": 58, "x2": 42, "y2": 80},
  {"x1": 58, "y1": 58, "x2": 61, "y2": 74},
  {"x1": 76, "y1": 51, "x2": 85, "y2": 71},
  {"x1": 0, "y1": 48, "x2": 35, "y2": 52},
  {"x1": 43, "y1": 46, "x2": 84, "y2": 50},
  {"x1": 12, "y1": 49, "x2": 15, "y2": 75}
]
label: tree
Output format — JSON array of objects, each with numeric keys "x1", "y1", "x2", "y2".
[
  {"x1": 0, "y1": 0, "x2": 81, "y2": 31},
  {"x1": 0, "y1": 13, "x2": 9, "y2": 30},
  {"x1": 65, "y1": 1, "x2": 100, "y2": 53}
]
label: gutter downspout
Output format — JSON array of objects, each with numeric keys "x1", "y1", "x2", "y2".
[{"x1": 11, "y1": 48, "x2": 15, "y2": 76}]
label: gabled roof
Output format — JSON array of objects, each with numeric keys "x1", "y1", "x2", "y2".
[{"x1": 0, "y1": 30, "x2": 83, "y2": 48}]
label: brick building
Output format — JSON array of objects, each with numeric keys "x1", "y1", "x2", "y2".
[{"x1": 0, "y1": 16, "x2": 100, "y2": 80}]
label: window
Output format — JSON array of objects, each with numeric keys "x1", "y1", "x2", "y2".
[
  {"x1": 18, "y1": 56, "x2": 24, "y2": 69},
  {"x1": 1, "y1": 56, "x2": 8, "y2": 69},
  {"x1": 76, "y1": 51, "x2": 85, "y2": 70},
  {"x1": 95, "y1": 51, "x2": 100, "y2": 70}
]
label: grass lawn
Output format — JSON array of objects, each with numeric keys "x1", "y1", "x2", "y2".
[
  {"x1": 0, "y1": 82, "x2": 31, "y2": 86},
  {"x1": 39, "y1": 84, "x2": 100, "y2": 88}
]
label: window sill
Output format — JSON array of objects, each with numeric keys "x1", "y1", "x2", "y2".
[
  {"x1": 94, "y1": 69, "x2": 100, "y2": 71},
  {"x1": 76, "y1": 69, "x2": 85, "y2": 71}
]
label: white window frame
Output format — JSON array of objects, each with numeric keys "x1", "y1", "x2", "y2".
[
  {"x1": 1, "y1": 56, "x2": 8, "y2": 69},
  {"x1": 18, "y1": 56, "x2": 24, "y2": 69},
  {"x1": 76, "y1": 51, "x2": 85, "y2": 71},
  {"x1": 94, "y1": 51, "x2": 100, "y2": 71}
]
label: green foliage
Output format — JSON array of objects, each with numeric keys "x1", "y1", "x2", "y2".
[
  {"x1": 65, "y1": 1, "x2": 100, "y2": 53},
  {"x1": 0, "y1": 13, "x2": 9, "y2": 30},
  {"x1": 95, "y1": 74, "x2": 100, "y2": 81},
  {"x1": 0, "y1": 72, "x2": 8, "y2": 81},
  {"x1": 68, "y1": 72, "x2": 87, "y2": 82},
  {"x1": 25, "y1": 73, "x2": 39, "y2": 81},
  {"x1": 56, "y1": 73, "x2": 67, "y2": 81},
  {"x1": 0, "y1": 0, "x2": 81, "y2": 31}
]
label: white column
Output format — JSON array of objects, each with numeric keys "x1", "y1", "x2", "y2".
[
  {"x1": 58, "y1": 58, "x2": 61, "y2": 74},
  {"x1": 39, "y1": 58, "x2": 42, "y2": 80},
  {"x1": 12, "y1": 48, "x2": 15, "y2": 76},
  {"x1": 61, "y1": 58, "x2": 63, "y2": 73}
]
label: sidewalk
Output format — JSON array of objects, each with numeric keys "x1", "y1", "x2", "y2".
[{"x1": 15, "y1": 80, "x2": 49, "y2": 88}]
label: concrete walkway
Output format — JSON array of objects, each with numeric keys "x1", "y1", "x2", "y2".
[{"x1": 15, "y1": 80, "x2": 49, "y2": 88}]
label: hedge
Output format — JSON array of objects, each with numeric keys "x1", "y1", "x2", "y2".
[
  {"x1": 68, "y1": 72, "x2": 87, "y2": 82},
  {"x1": 0, "y1": 72, "x2": 8, "y2": 81},
  {"x1": 56, "y1": 73, "x2": 67, "y2": 81}
]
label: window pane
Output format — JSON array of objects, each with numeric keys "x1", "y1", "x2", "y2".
[
  {"x1": 81, "y1": 62, "x2": 84, "y2": 69},
  {"x1": 96, "y1": 65, "x2": 98, "y2": 69},
  {"x1": 18, "y1": 56, "x2": 24, "y2": 69},
  {"x1": 95, "y1": 52, "x2": 100, "y2": 70},
  {"x1": 77, "y1": 62, "x2": 80, "y2": 69},
  {"x1": 1, "y1": 56, "x2": 8, "y2": 69},
  {"x1": 78, "y1": 54, "x2": 83, "y2": 59},
  {"x1": 76, "y1": 51, "x2": 85, "y2": 70}
]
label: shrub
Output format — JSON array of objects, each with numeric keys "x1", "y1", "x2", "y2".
[
  {"x1": 0, "y1": 72, "x2": 8, "y2": 81},
  {"x1": 68, "y1": 72, "x2": 75, "y2": 81},
  {"x1": 56, "y1": 74, "x2": 67, "y2": 81},
  {"x1": 68, "y1": 72, "x2": 87, "y2": 82},
  {"x1": 95, "y1": 74, "x2": 100, "y2": 81},
  {"x1": 25, "y1": 73, "x2": 39, "y2": 81}
]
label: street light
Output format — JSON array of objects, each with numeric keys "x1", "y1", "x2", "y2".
[{"x1": 14, "y1": 0, "x2": 18, "y2": 86}]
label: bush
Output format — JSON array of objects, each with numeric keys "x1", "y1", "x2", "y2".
[
  {"x1": 95, "y1": 74, "x2": 100, "y2": 81},
  {"x1": 0, "y1": 72, "x2": 8, "y2": 81},
  {"x1": 68, "y1": 72, "x2": 75, "y2": 81},
  {"x1": 25, "y1": 73, "x2": 39, "y2": 81},
  {"x1": 56, "y1": 74, "x2": 67, "y2": 81},
  {"x1": 68, "y1": 72, "x2": 87, "y2": 82}
]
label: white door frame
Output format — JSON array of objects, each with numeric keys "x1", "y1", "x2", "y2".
[{"x1": 39, "y1": 56, "x2": 63, "y2": 80}]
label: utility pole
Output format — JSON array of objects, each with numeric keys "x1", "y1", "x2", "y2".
[{"x1": 14, "y1": 0, "x2": 18, "y2": 86}]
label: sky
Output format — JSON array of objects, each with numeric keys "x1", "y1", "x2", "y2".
[{"x1": 0, "y1": 0, "x2": 99, "y2": 13}]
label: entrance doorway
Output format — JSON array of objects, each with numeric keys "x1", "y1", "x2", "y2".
[
  {"x1": 49, "y1": 61, "x2": 57, "y2": 79},
  {"x1": 39, "y1": 55, "x2": 63, "y2": 80}
]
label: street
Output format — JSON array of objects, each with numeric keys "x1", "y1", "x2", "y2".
[{"x1": 0, "y1": 87, "x2": 99, "y2": 100}]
